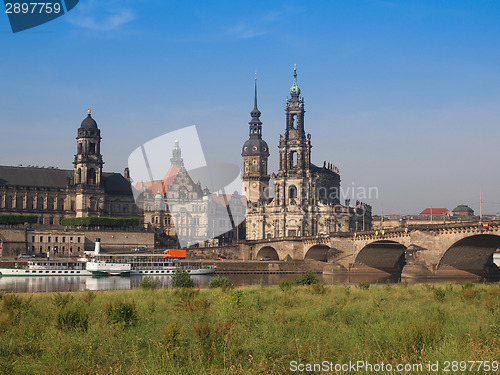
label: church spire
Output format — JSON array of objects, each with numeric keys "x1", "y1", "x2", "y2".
[
  {"x1": 249, "y1": 73, "x2": 262, "y2": 126},
  {"x1": 290, "y1": 65, "x2": 301, "y2": 99}
]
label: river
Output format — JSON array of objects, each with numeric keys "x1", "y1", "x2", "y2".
[{"x1": 0, "y1": 272, "x2": 496, "y2": 293}]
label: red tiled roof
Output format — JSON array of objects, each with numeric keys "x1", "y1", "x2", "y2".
[
  {"x1": 210, "y1": 193, "x2": 247, "y2": 207},
  {"x1": 419, "y1": 208, "x2": 449, "y2": 216},
  {"x1": 134, "y1": 165, "x2": 180, "y2": 194}
]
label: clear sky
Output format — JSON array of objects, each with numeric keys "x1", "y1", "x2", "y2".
[{"x1": 1, "y1": 0, "x2": 499, "y2": 215}]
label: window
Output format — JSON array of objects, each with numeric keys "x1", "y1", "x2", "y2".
[
  {"x1": 290, "y1": 151, "x2": 297, "y2": 168},
  {"x1": 123, "y1": 205, "x2": 128, "y2": 213},
  {"x1": 16, "y1": 196, "x2": 24, "y2": 209},
  {"x1": 31, "y1": 236, "x2": 35, "y2": 242},
  {"x1": 47, "y1": 197, "x2": 54, "y2": 211},
  {"x1": 55, "y1": 237, "x2": 58, "y2": 243},
  {"x1": 37, "y1": 197, "x2": 44, "y2": 210},
  {"x1": 48, "y1": 237, "x2": 51, "y2": 243},
  {"x1": 62, "y1": 237, "x2": 65, "y2": 243},
  {"x1": 49, "y1": 217, "x2": 54, "y2": 225},
  {"x1": 77, "y1": 237, "x2": 81, "y2": 243},
  {"x1": 289, "y1": 185, "x2": 297, "y2": 199},
  {"x1": 27, "y1": 196, "x2": 34, "y2": 210},
  {"x1": 40, "y1": 236, "x2": 43, "y2": 242},
  {"x1": 58, "y1": 198, "x2": 64, "y2": 211}
]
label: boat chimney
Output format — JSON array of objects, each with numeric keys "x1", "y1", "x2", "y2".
[{"x1": 94, "y1": 238, "x2": 101, "y2": 255}]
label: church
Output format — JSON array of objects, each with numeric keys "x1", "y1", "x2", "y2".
[{"x1": 242, "y1": 68, "x2": 372, "y2": 239}]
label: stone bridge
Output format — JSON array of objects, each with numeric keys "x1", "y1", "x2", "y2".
[{"x1": 236, "y1": 223, "x2": 500, "y2": 278}]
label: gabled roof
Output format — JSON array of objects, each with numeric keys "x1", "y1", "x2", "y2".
[
  {"x1": 135, "y1": 164, "x2": 180, "y2": 195},
  {"x1": 419, "y1": 208, "x2": 449, "y2": 216}
]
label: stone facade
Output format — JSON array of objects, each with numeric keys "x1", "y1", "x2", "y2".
[
  {"x1": 0, "y1": 110, "x2": 139, "y2": 230},
  {"x1": 242, "y1": 68, "x2": 372, "y2": 240}
]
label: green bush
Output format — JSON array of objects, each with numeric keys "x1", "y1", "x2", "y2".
[
  {"x1": 0, "y1": 214, "x2": 38, "y2": 225},
  {"x1": 2, "y1": 294, "x2": 31, "y2": 311},
  {"x1": 106, "y1": 300, "x2": 138, "y2": 327},
  {"x1": 61, "y1": 217, "x2": 140, "y2": 228},
  {"x1": 357, "y1": 282, "x2": 370, "y2": 290},
  {"x1": 208, "y1": 276, "x2": 233, "y2": 289},
  {"x1": 139, "y1": 276, "x2": 160, "y2": 290},
  {"x1": 52, "y1": 293, "x2": 73, "y2": 309},
  {"x1": 279, "y1": 279, "x2": 292, "y2": 291},
  {"x1": 293, "y1": 270, "x2": 319, "y2": 286},
  {"x1": 56, "y1": 307, "x2": 88, "y2": 332},
  {"x1": 171, "y1": 268, "x2": 195, "y2": 288},
  {"x1": 434, "y1": 287, "x2": 446, "y2": 302}
]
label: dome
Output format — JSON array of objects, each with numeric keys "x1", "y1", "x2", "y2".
[
  {"x1": 80, "y1": 109, "x2": 98, "y2": 130},
  {"x1": 242, "y1": 138, "x2": 270, "y2": 157},
  {"x1": 289, "y1": 67, "x2": 301, "y2": 97}
]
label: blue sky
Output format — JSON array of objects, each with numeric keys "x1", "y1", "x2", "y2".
[{"x1": 1, "y1": 0, "x2": 500, "y2": 215}]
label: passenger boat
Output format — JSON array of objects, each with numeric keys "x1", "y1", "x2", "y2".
[
  {"x1": 86, "y1": 254, "x2": 216, "y2": 277},
  {"x1": 0, "y1": 254, "x2": 216, "y2": 277},
  {"x1": 0, "y1": 259, "x2": 91, "y2": 277}
]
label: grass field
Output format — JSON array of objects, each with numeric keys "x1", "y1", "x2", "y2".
[{"x1": 0, "y1": 281, "x2": 498, "y2": 374}]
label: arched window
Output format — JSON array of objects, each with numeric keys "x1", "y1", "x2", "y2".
[
  {"x1": 290, "y1": 151, "x2": 297, "y2": 168},
  {"x1": 87, "y1": 168, "x2": 96, "y2": 185},
  {"x1": 89, "y1": 143, "x2": 95, "y2": 154},
  {"x1": 27, "y1": 196, "x2": 34, "y2": 210},
  {"x1": 76, "y1": 168, "x2": 81, "y2": 184},
  {"x1": 16, "y1": 196, "x2": 24, "y2": 209},
  {"x1": 58, "y1": 198, "x2": 65, "y2": 211},
  {"x1": 77, "y1": 143, "x2": 82, "y2": 154},
  {"x1": 5, "y1": 196, "x2": 13, "y2": 209},
  {"x1": 289, "y1": 185, "x2": 297, "y2": 199},
  {"x1": 47, "y1": 197, "x2": 54, "y2": 210},
  {"x1": 37, "y1": 197, "x2": 44, "y2": 210}
]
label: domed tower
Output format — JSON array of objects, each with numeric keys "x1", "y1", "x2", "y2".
[
  {"x1": 73, "y1": 109, "x2": 105, "y2": 217},
  {"x1": 241, "y1": 75, "x2": 270, "y2": 204},
  {"x1": 274, "y1": 66, "x2": 312, "y2": 207},
  {"x1": 73, "y1": 108, "x2": 104, "y2": 187}
]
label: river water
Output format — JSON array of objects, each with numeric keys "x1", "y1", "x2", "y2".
[{"x1": 0, "y1": 273, "x2": 496, "y2": 293}]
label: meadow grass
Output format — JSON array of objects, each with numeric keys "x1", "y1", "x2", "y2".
[{"x1": 0, "y1": 282, "x2": 498, "y2": 374}]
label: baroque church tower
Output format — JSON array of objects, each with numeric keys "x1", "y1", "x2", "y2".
[
  {"x1": 73, "y1": 109, "x2": 105, "y2": 217},
  {"x1": 241, "y1": 75, "x2": 270, "y2": 204},
  {"x1": 273, "y1": 66, "x2": 313, "y2": 208}
]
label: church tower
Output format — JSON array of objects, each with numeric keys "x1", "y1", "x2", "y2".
[
  {"x1": 73, "y1": 109, "x2": 105, "y2": 217},
  {"x1": 241, "y1": 75, "x2": 270, "y2": 204},
  {"x1": 274, "y1": 67, "x2": 313, "y2": 208}
]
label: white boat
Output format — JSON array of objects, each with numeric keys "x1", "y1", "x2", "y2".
[
  {"x1": 0, "y1": 253, "x2": 216, "y2": 277},
  {"x1": 0, "y1": 260, "x2": 92, "y2": 277},
  {"x1": 87, "y1": 254, "x2": 216, "y2": 277}
]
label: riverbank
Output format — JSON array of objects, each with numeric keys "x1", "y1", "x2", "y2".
[{"x1": 0, "y1": 282, "x2": 498, "y2": 374}]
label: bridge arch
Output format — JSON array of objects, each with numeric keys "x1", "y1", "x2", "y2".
[
  {"x1": 304, "y1": 244, "x2": 340, "y2": 262},
  {"x1": 355, "y1": 240, "x2": 407, "y2": 273},
  {"x1": 256, "y1": 246, "x2": 279, "y2": 260},
  {"x1": 438, "y1": 234, "x2": 500, "y2": 275}
]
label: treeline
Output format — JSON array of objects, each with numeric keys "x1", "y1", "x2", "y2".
[
  {"x1": 61, "y1": 217, "x2": 140, "y2": 228},
  {"x1": 0, "y1": 214, "x2": 38, "y2": 225}
]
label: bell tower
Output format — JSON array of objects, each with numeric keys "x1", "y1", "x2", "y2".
[
  {"x1": 73, "y1": 109, "x2": 105, "y2": 217},
  {"x1": 241, "y1": 75, "x2": 270, "y2": 204},
  {"x1": 274, "y1": 66, "x2": 312, "y2": 208}
]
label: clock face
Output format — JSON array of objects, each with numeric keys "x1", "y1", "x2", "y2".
[{"x1": 252, "y1": 182, "x2": 257, "y2": 188}]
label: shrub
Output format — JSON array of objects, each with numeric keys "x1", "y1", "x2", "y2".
[
  {"x1": 293, "y1": 270, "x2": 319, "y2": 286},
  {"x1": 310, "y1": 282, "x2": 328, "y2": 295},
  {"x1": 61, "y1": 217, "x2": 140, "y2": 228},
  {"x1": 106, "y1": 300, "x2": 138, "y2": 327},
  {"x1": 279, "y1": 279, "x2": 292, "y2": 291},
  {"x1": 171, "y1": 268, "x2": 195, "y2": 288},
  {"x1": 56, "y1": 307, "x2": 88, "y2": 332},
  {"x1": 173, "y1": 288, "x2": 199, "y2": 300},
  {"x1": 461, "y1": 289, "x2": 479, "y2": 301},
  {"x1": 140, "y1": 276, "x2": 160, "y2": 290},
  {"x1": 52, "y1": 293, "x2": 73, "y2": 309},
  {"x1": 433, "y1": 287, "x2": 446, "y2": 302},
  {"x1": 357, "y1": 282, "x2": 370, "y2": 290},
  {"x1": 0, "y1": 214, "x2": 38, "y2": 225},
  {"x1": 208, "y1": 276, "x2": 233, "y2": 289},
  {"x1": 3, "y1": 294, "x2": 30, "y2": 311},
  {"x1": 82, "y1": 290, "x2": 96, "y2": 305}
]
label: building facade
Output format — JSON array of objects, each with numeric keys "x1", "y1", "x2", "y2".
[{"x1": 243, "y1": 68, "x2": 372, "y2": 240}]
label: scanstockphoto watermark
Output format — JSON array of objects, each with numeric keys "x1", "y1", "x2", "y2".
[
  {"x1": 127, "y1": 126, "x2": 245, "y2": 248},
  {"x1": 258, "y1": 183, "x2": 379, "y2": 203},
  {"x1": 3, "y1": 0, "x2": 80, "y2": 33},
  {"x1": 290, "y1": 360, "x2": 499, "y2": 373}
]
